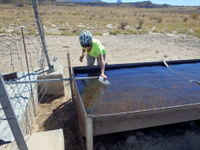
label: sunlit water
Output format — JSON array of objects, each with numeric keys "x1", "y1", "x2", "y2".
[{"x1": 75, "y1": 63, "x2": 200, "y2": 116}]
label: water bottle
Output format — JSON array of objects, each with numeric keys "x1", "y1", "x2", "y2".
[
  {"x1": 53, "y1": 56, "x2": 58, "y2": 70},
  {"x1": 39, "y1": 57, "x2": 44, "y2": 70}
]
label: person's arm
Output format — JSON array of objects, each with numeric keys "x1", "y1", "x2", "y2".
[
  {"x1": 98, "y1": 54, "x2": 107, "y2": 80},
  {"x1": 79, "y1": 49, "x2": 86, "y2": 62}
]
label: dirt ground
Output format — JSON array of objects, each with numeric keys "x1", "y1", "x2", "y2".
[{"x1": 31, "y1": 33, "x2": 200, "y2": 150}]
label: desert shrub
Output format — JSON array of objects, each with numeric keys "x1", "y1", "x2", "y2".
[
  {"x1": 93, "y1": 32, "x2": 103, "y2": 36},
  {"x1": 119, "y1": 21, "x2": 128, "y2": 30},
  {"x1": 109, "y1": 30, "x2": 121, "y2": 35},
  {"x1": 72, "y1": 12, "x2": 80, "y2": 16},
  {"x1": 59, "y1": 27, "x2": 69, "y2": 31},
  {"x1": 150, "y1": 16, "x2": 162, "y2": 23},
  {"x1": 126, "y1": 29, "x2": 139, "y2": 34},
  {"x1": 193, "y1": 29, "x2": 200, "y2": 37},
  {"x1": 190, "y1": 13, "x2": 198, "y2": 20},
  {"x1": 61, "y1": 32, "x2": 79, "y2": 36},
  {"x1": 0, "y1": 30, "x2": 6, "y2": 34},
  {"x1": 52, "y1": 11, "x2": 62, "y2": 15},
  {"x1": 40, "y1": 11, "x2": 48, "y2": 16},
  {"x1": 157, "y1": 17, "x2": 162, "y2": 23},
  {"x1": 183, "y1": 17, "x2": 188, "y2": 22},
  {"x1": 100, "y1": 14, "x2": 104, "y2": 19},
  {"x1": 17, "y1": 3, "x2": 23, "y2": 7},
  {"x1": 88, "y1": 16, "x2": 92, "y2": 20},
  {"x1": 194, "y1": 29, "x2": 200, "y2": 34},
  {"x1": 137, "y1": 18, "x2": 144, "y2": 29},
  {"x1": 57, "y1": 12, "x2": 62, "y2": 16}
]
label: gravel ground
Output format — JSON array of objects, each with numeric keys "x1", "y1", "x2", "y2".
[{"x1": 44, "y1": 33, "x2": 200, "y2": 70}]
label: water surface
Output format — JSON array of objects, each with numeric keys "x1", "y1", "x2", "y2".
[{"x1": 76, "y1": 63, "x2": 200, "y2": 115}]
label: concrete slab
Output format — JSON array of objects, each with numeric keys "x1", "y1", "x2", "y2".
[{"x1": 0, "y1": 129, "x2": 64, "y2": 150}]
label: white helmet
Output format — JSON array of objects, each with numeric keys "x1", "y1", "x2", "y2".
[{"x1": 79, "y1": 30, "x2": 92, "y2": 47}]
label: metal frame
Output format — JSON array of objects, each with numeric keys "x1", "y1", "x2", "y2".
[
  {"x1": 73, "y1": 59, "x2": 200, "y2": 150},
  {"x1": 5, "y1": 76, "x2": 99, "y2": 85}
]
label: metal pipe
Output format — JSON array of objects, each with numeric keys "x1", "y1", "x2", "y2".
[
  {"x1": 163, "y1": 60, "x2": 200, "y2": 85},
  {"x1": 75, "y1": 76, "x2": 99, "y2": 80},
  {"x1": 4, "y1": 76, "x2": 99, "y2": 85}
]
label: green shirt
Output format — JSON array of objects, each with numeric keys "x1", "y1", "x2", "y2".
[{"x1": 82, "y1": 39, "x2": 106, "y2": 58}]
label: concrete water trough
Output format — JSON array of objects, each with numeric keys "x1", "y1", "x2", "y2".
[{"x1": 73, "y1": 59, "x2": 200, "y2": 150}]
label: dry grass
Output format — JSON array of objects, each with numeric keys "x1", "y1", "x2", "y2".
[{"x1": 0, "y1": 3, "x2": 200, "y2": 37}]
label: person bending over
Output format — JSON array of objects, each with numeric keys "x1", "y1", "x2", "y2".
[{"x1": 79, "y1": 30, "x2": 107, "y2": 80}]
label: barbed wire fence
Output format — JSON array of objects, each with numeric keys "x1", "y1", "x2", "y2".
[{"x1": 0, "y1": 0, "x2": 61, "y2": 149}]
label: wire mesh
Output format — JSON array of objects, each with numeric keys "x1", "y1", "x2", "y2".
[{"x1": 0, "y1": 1, "x2": 52, "y2": 149}]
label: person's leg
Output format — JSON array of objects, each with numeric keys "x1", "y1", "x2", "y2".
[
  {"x1": 87, "y1": 54, "x2": 98, "y2": 76},
  {"x1": 97, "y1": 54, "x2": 106, "y2": 65},
  {"x1": 87, "y1": 54, "x2": 95, "y2": 66}
]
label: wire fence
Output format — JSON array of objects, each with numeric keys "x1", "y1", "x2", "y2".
[{"x1": 0, "y1": 1, "x2": 55, "y2": 149}]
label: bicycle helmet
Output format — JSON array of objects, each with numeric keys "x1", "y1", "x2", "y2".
[{"x1": 79, "y1": 30, "x2": 92, "y2": 47}]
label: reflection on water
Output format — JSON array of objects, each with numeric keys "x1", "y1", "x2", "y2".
[
  {"x1": 76, "y1": 63, "x2": 200, "y2": 116},
  {"x1": 80, "y1": 79, "x2": 107, "y2": 114}
]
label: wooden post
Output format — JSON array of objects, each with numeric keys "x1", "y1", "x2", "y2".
[{"x1": 67, "y1": 53, "x2": 75, "y2": 102}]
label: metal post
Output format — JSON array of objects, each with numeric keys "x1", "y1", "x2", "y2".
[
  {"x1": 85, "y1": 117, "x2": 93, "y2": 150},
  {"x1": 31, "y1": 0, "x2": 51, "y2": 70},
  {"x1": 21, "y1": 27, "x2": 36, "y2": 116},
  {"x1": 0, "y1": 75, "x2": 28, "y2": 150}
]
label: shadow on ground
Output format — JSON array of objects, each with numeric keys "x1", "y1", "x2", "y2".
[
  {"x1": 43, "y1": 99, "x2": 83, "y2": 150},
  {"x1": 38, "y1": 94, "x2": 64, "y2": 104},
  {"x1": 93, "y1": 120, "x2": 200, "y2": 150}
]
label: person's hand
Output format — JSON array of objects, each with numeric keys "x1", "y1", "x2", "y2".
[
  {"x1": 100, "y1": 73, "x2": 107, "y2": 81},
  {"x1": 79, "y1": 55, "x2": 84, "y2": 62}
]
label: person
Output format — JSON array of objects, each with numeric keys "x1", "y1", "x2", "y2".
[{"x1": 79, "y1": 30, "x2": 107, "y2": 80}]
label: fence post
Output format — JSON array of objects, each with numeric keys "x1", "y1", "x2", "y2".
[
  {"x1": 67, "y1": 53, "x2": 75, "y2": 103},
  {"x1": 0, "y1": 75, "x2": 28, "y2": 150},
  {"x1": 21, "y1": 27, "x2": 36, "y2": 115},
  {"x1": 31, "y1": 0, "x2": 51, "y2": 70}
]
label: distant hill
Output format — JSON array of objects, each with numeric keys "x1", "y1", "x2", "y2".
[
  {"x1": 134, "y1": 1, "x2": 170, "y2": 8},
  {"x1": 116, "y1": 0, "x2": 122, "y2": 4},
  {"x1": 62, "y1": 0, "x2": 101, "y2": 2},
  {"x1": 0, "y1": 0, "x2": 171, "y2": 8},
  {"x1": 56, "y1": 1, "x2": 171, "y2": 8}
]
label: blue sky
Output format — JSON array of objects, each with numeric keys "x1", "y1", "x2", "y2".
[{"x1": 101, "y1": 0, "x2": 200, "y2": 6}]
